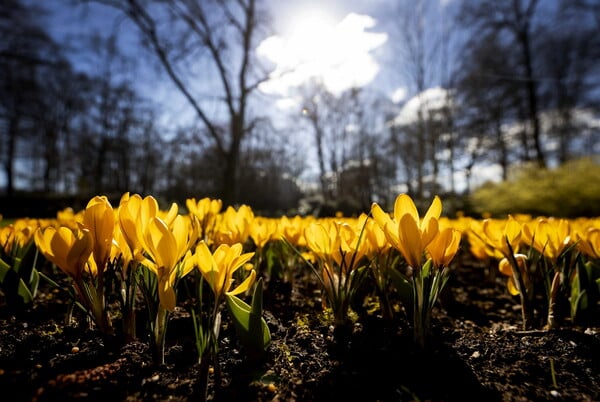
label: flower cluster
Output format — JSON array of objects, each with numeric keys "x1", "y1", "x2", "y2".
[{"x1": 1, "y1": 191, "x2": 599, "y2": 388}]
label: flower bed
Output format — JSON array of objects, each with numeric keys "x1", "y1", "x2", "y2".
[{"x1": 0, "y1": 193, "x2": 599, "y2": 401}]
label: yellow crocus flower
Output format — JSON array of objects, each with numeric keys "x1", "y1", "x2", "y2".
[
  {"x1": 278, "y1": 215, "x2": 308, "y2": 247},
  {"x1": 305, "y1": 219, "x2": 367, "y2": 271},
  {"x1": 1, "y1": 222, "x2": 31, "y2": 254},
  {"x1": 576, "y1": 228, "x2": 600, "y2": 259},
  {"x1": 111, "y1": 224, "x2": 134, "y2": 275},
  {"x1": 141, "y1": 215, "x2": 198, "y2": 311},
  {"x1": 118, "y1": 193, "x2": 177, "y2": 262},
  {"x1": 186, "y1": 197, "x2": 222, "y2": 219},
  {"x1": 34, "y1": 226, "x2": 93, "y2": 281},
  {"x1": 479, "y1": 215, "x2": 522, "y2": 259},
  {"x1": 249, "y1": 218, "x2": 278, "y2": 250},
  {"x1": 427, "y1": 228, "x2": 462, "y2": 268},
  {"x1": 304, "y1": 222, "x2": 338, "y2": 266},
  {"x1": 194, "y1": 241, "x2": 256, "y2": 301},
  {"x1": 82, "y1": 196, "x2": 114, "y2": 271},
  {"x1": 186, "y1": 197, "x2": 222, "y2": 226},
  {"x1": 522, "y1": 217, "x2": 571, "y2": 262},
  {"x1": 371, "y1": 194, "x2": 441, "y2": 268},
  {"x1": 466, "y1": 219, "x2": 492, "y2": 260},
  {"x1": 499, "y1": 254, "x2": 529, "y2": 296},
  {"x1": 364, "y1": 216, "x2": 391, "y2": 257},
  {"x1": 57, "y1": 207, "x2": 79, "y2": 228},
  {"x1": 336, "y1": 221, "x2": 367, "y2": 271},
  {"x1": 35, "y1": 220, "x2": 113, "y2": 334},
  {"x1": 214, "y1": 205, "x2": 254, "y2": 246}
]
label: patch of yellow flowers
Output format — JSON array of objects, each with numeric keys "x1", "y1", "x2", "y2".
[{"x1": 1, "y1": 192, "x2": 599, "y2": 356}]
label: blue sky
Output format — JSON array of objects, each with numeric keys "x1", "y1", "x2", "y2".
[
  {"x1": 34, "y1": 0, "x2": 474, "y2": 186},
  {"x1": 40, "y1": 0, "x2": 457, "y2": 106}
]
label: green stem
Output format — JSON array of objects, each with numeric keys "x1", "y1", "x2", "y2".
[
  {"x1": 153, "y1": 305, "x2": 169, "y2": 365},
  {"x1": 546, "y1": 270, "x2": 561, "y2": 329},
  {"x1": 197, "y1": 358, "x2": 211, "y2": 402},
  {"x1": 506, "y1": 242, "x2": 534, "y2": 330},
  {"x1": 413, "y1": 269, "x2": 429, "y2": 349},
  {"x1": 122, "y1": 267, "x2": 138, "y2": 342}
]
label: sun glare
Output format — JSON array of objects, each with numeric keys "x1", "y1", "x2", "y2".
[
  {"x1": 257, "y1": 9, "x2": 388, "y2": 100},
  {"x1": 286, "y1": 12, "x2": 337, "y2": 65}
]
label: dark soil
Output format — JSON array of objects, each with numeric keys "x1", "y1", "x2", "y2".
[{"x1": 1, "y1": 252, "x2": 599, "y2": 402}]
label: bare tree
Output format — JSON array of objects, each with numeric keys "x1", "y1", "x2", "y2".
[
  {"x1": 459, "y1": 0, "x2": 546, "y2": 168},
  {"x1": 298, "y1": 81, "x2": 391, "y2": 213},
  {"x1": 0, "y1": 0, "x2": 62, "y2": 195},
  {"x1": 537, "y1": 8, "x2": 600, "y2": 164},
  {"x1": 456, "y1": 0, "x2": 600, "y2": 184},
  {"x1": 387, "y1": 0, "x2": 459, "y2": 200},
  {"x1": 34, "y1": 61, "x2": 86, "y2": 193},
  {"x1": 456, "y1": 31, "x2": 524, "y2": 184},
  {"x1": 298, "y1": 81, "x2": 340, "y2": 202},
  {"x1": 392, "y1": 0, "x2": 429, "y2": 199},
  {"x1": 87, "y1": 0, "x2": 272, "y2": 206}
]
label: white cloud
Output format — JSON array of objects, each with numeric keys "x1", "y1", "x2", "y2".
[
  {"x1": 257, "y1": 12, "x2": 388, "y2": 103},
  {"x1": 274, "y1": 97, "x2": 301, "y2": 111},
  {"x1": 393, "y1": 87, "x2": 453, "y2": 126},
  {"x1": 391, "y1": 87, "x2": 407, "y2": 103},
  {"x1": 443, "y1": 163, "x2": 503, "y2": 193}
]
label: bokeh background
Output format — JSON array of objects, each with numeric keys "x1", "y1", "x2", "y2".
[{"x1": 1, "y1": 0, "x2": 599, "y2": 218}]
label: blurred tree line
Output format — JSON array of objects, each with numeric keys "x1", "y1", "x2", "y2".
[{"x1": 1, "y1": 0, "x2": 599, "y2": 217}]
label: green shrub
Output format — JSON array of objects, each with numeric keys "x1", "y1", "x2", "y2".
[{"x1": 470, "y1": 157, "x2": 600, "y2": 218}]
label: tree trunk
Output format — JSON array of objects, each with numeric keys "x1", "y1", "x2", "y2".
[
  {"x1": 4, "y1": 115, "x2": 19, "y2": 196},
  {"x1": 222, "y1": 114, "x2": 244, "y2": 206},
  {"x1": 521, "y1": 34, "x2": 545, "y2": 168}
]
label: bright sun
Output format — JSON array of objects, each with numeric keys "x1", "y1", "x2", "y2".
[
  {"x1": 285, "y1": 11, "x2": 337, "y2": 65},
  {"x1": 257, "y1": 10, "x2": 388, "y2": 100}
]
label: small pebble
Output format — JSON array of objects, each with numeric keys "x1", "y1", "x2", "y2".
[
  {"x1": 471, "y1": 351, "x2": 481, "y2": 359},
  {"x1": 550, "y1": 390, "x2": 560, "y2": 398},
  {"x1": 151, "y1": 374, "x2": 160, "y2": 382},
  {"x1": 267, "y1": 383, "x2": 277, "y2": 393},
  {"x1": 71, "y1": 346, "x2": 80, "y2": 353}
]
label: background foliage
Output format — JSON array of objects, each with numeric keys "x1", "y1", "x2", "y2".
[{"x1": 469, "y1": 157, "x2": 600, "y2": 218}]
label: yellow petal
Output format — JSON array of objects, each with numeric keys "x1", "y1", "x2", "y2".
[
  {"x1": 83, "y1": 197, "x2": 114, "y2": 269},
  {"x1": 226, "y1": 269, "x2": 256, "y2": 296},
  {"x1": 507, "y1": 277, "x2": 520, "y2": 296},
  {"x1": 159, "y1": 279, "x2": 177, "y2": 311},
  {"x1": 504, "y1": 216, "x2": 522, "y2": 253},
  {"x1": 146, "y1": 217, "x2": 177, "y2": 271},
  {"x1": 371, "y1": 203, "x2": 399, "y2": 248},
  {"x1": 421, "y1": 195, "x2": 442, "y2": 232},
  {"x1": 65, "y1": 228, "x2": 93, "y2": 278},
  {"x1": 398, "y1": 214, "x2": 422, "y2": 268},
  {"x1": 393, "y1": 194, "x2": 419, "y2": 227},
  {"x1": 428, "y1": 228, "x2": 461, "y2": 267},
  {"x1": 420, "y1": 214, "x2": 439, "y2": 249},
  {"x1": 498, "y1": 258, "x2": 512, "y2": 277}
]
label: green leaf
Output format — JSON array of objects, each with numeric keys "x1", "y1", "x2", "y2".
[
  {"x1": 225, "y1": 278, "x2": 271, "y2": 358},
  {"x1": 0, "y1": 257, "x2": 11, "y2": 282},
  {"x1": 16, "y1": 276, "x2": 35, "y2": 304},
  {"x1": 17, "y1": 242, "x2": 39, "y2": 281},
  {"x1": 389, "y1": 267, "x2": 414, "y2": 316},
  {"x1": 29, "y1": 268, "x2": 40, "y2": 299},
  {"x1": 0, "y1": 256, "x2": 35, "y2": 305}
]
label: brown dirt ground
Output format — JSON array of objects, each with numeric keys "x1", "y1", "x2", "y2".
[{"x1": 0, "y1": 250, "x2": 599, "y2": 401}]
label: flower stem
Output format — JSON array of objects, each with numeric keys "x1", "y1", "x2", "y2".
[
  {"x1": 153, "y1": 305, "x2": 169, "y2": 365},
  {"x1": 546, "y1": 270, "x2": 561, "y2": 329}
]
